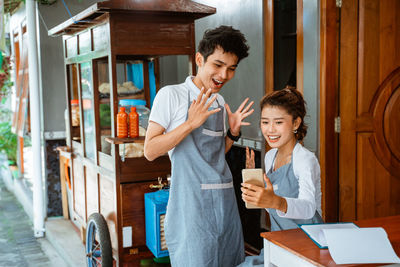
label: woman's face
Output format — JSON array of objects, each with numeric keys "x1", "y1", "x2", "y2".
[{"x1": 260, "y1": 105, "x2": 300, "y2": 150}]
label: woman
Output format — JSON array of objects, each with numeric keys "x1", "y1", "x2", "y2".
[{"x1": 238, "y1": 87, "x2": 323, "y2": 266}]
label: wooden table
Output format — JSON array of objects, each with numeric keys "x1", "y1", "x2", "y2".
[{"x1": 261, "y1": 215, "x2": 400, "y2": 266}]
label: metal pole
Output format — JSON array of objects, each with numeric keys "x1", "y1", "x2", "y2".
[{"x1": 26, "y1": 0, "x2": 45, "y2": 238}]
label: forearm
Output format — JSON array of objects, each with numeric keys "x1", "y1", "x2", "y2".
[
  {"x1": 144, "y1": 121, "x2": 193, "y2": 161},
  {"x1": 276, "y1": 197, "x2": 316, "y2": 219},
  {"x1": 225, "y1": 136, "x2": 234, "y2": 153},
  {"x1": 224, "y1": 128, "x2": 240, "y2": 153},
  {"x1": 274, "y1": 195, "x2": 288, "y2": 214}
]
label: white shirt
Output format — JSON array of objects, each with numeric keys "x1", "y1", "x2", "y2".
[
  {"x1": 149, "y1": 76, "x2": 226, "y2": 157},
  {"x1": 264, "y1": 142, "x2": 322, "y2": 220}
]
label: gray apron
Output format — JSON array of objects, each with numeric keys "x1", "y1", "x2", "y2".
[
  {"x1": 164, "y1": 93, "x2": 245, "y2": 267},
  {"x1": 267, "y1": 152, "x2": 323, "y2": 231}
]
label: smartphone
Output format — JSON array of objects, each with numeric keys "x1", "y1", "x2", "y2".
[{"x1": 241, "y1": 168, "x2": 264, "y2": 209}]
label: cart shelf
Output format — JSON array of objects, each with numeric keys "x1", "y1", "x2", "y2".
[{"x1": 105, "y1": 136, "x2": 145, "y2": 144}]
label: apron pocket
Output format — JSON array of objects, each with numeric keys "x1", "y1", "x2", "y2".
[{"x1": 202, "y1": 128, "x2": 224, "y2": 137}]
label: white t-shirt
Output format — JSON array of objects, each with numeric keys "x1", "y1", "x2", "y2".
[
  {"x1": 149, "y1": 76, "x2": 226, "y2": 156},
  {"x1": 264, "y1": 142, "x2": 322, "y2": 220}
]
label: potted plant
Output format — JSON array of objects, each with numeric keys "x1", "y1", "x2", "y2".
[
  {"x1": 0, "y1": 54, "x2": 13, "y2": 103},
  {"x1": 0, "y1": 120, "x2": 19, "y2": 178}
]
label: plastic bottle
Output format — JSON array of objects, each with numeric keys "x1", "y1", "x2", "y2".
[
  {"x1": 129, "y1": 107, "x2": 139, "y2": 138},
  {"x1": 119, "y1": 99, "x2": 150, "y2": 130},
  {"x1": 117, "y1": 107, "x2": 128, "y2": 138}
]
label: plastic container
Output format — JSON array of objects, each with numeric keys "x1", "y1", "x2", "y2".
[
  {"x1": 117, "y1": 107, "x2": 128, "y2": 138},
  {"x1": 129, "y1": 107, "x2": 139, "y2": 138},
  {"x1": 71, "y1": 99, "x2": 80, "y2": 127},
  {"x1": 145, "y1": 189, "x2": 170, "y2": 258},
  {"x1": 119, "y1": 99, "x2": 150, "y2": 130}
]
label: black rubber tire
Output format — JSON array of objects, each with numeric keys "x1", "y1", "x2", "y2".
[{"x1": 86, "y1": 213, "x2": 113, "y2": 267}]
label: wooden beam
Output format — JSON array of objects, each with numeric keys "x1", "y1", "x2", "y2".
[
  {"x1": 264, "y1": 0, "x2": 274, "y2": 95},
  {"x1": 297, "y1": 0, "x2": 304, "y2": 93},
  {"x1": 319, "y1": 0, "x2": 339, "y2": 222}
]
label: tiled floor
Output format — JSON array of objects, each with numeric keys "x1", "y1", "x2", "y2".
[{"x1": 0, "y1": 177, "x2": 66, "y2": 267}]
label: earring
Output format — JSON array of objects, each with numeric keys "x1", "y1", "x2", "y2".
[{"x1": 293, "y1": 129, "x2": 298, "y2": 134}]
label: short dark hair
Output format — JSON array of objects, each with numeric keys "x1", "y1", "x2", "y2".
[
  {"x1": 260, "y1": 86, "x2": 308, "y2": 141},
  {"x1": 198, "y1": 25, "x2": 249, "y2": 64}
]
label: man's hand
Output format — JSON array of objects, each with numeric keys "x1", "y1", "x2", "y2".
[
  {"x1": 145, "y1": 88, "x2": 222, "y2": 161},
  {"x1": 241, "y1": 174, "x2": 287, "y2": 212},
  {"x1": 225, "y1": 98, "x2": 254, "y2": 135},
  {"x1": 187, "y1": 87, "x2": 221, "y2": 130},
  {"x1": 246, "y1": 147, "x2": 255, "y2": 169}
]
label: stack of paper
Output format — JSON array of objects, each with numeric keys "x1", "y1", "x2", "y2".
[{"x1": 300, "y1": 223, "x2": 400, "y2": 264}]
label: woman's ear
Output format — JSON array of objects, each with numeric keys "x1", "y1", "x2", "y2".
[
  {"x1": 293, "y1": 117, "x2": 301, "y2": 131},
  {"x1": 195, "y1": 52, "x2": 204, "y2": 67}
]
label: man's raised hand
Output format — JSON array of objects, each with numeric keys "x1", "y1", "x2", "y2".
[
  {"x1": 187, "y1": 88, "x2": 221, "y2": 130},
  {"x1": 225, "y1": 98, "x2": 254, "y2": 135}
]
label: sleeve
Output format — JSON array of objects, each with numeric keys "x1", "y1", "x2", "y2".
[
  {"x1": 276, "y1": 150, "x2": 320, "y2": 220},
  {"x1": 148, "y1": 87, "x2": 174, "y2": 130}
]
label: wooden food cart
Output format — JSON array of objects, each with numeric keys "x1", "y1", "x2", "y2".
[{"x1": 50, "y1": 1, "x2": 215, "y2": 266}]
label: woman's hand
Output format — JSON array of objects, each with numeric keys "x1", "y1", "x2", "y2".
[
  {"x1": 241, "y1": 174, "x2": 287, "y2": 213},
  {"x1": 246, "y1": 147, "x2": 255, "y2": 169},
  {"x1": 225, "y1": 98, "x2": 254, "y2": 135},
  {"x1": 187, "y1": 87, "x2": 221, "y2": 130}
]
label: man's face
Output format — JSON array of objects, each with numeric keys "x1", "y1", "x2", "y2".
[{"x1": 193, "y1": 46, "x2": 239, "y2": 94}]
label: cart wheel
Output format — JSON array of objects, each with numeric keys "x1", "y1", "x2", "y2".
[{"x1": 86, "y1": 213, "x2": 113, "y2": 267}]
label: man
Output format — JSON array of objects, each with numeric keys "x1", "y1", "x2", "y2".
[{"x1": 144, "y1": 25, "x2": 253, "y2": 267}]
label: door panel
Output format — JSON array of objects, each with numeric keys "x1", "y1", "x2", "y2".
[{"x1": 340, "y1": 0, "x2": 400, "y2": 221}]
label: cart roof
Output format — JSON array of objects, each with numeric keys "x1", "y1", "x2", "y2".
[{"x1": 48, "y1": 0, "x2": 216, "y2": 36}]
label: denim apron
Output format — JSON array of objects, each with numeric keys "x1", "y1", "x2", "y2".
[
  {"x1": 267, "y1": 153, "x2": 323, "y2": 231},
  {"x1": 164, "y1": 93, "x2": 245, "y2": 267}
]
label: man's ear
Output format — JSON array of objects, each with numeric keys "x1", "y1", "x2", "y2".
[{"x1": 195, "y1": 52, "x2": 204, "y2": 67}]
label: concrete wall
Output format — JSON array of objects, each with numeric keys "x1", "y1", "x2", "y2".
[
  {"x1": 302, "y1": 0, "x2": 320, "y2": 154},
  {"x1": 37, "y1": 0, "x2": 98, "y2": 136},
  {"x1": 193, "y1": 0, "x2": 265, "y2": 144}
]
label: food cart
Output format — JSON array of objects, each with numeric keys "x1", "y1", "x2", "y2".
[{"x1": 50, "y1": 1, "x2": 215, "y2": 266}]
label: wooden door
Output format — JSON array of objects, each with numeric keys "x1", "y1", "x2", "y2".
[{"x1": 339, "y1": 0, "x2": 400, "y2": 221}]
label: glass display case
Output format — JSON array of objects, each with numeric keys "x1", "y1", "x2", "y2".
[{"x1": 50, "y1": 1, "x2": 215, "y2": 266}]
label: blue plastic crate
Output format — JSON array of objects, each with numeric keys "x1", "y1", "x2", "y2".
[{"x1": 145, "y1": 189, "x2": 169, "y2": 258}]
